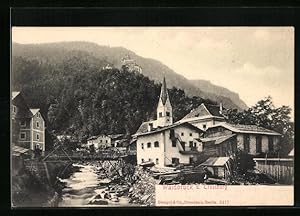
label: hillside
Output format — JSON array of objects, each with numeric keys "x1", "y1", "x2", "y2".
[
  {"x1": 12, "y1": 41, "x2": 247, "y2": 110},
  {"x1": 11, "y1": 50, "x2": 216, "y2": 143},
  {"x1": 190, "y1": 80, "x2": 248, "y2": 109}
]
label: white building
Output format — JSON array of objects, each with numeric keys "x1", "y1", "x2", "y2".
[
  {"x1": 87, "y1": 134, "x2": 124, "y2": 149},
  {"x1": 134, "y1": 77, "x2": 204, "y2": 167},
  {"x1": 176, "y1": 103, "x2": 226, "y2": 131}
]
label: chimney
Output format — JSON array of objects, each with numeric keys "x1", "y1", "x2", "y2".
[
  {"x1": 148, "y1": 123, "x2": 153, "y2": 132},
  {"x1": 219, "y1": 102, "x2": 223, "y2": 114}
]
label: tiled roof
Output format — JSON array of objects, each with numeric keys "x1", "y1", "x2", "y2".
[
  {"x1": 200, "y1": 134, "x2": 236, "y2": 145},
  {"x1": 87, "y1": 134, "x2": 124, "y2": 141},
  {"x1": 107, "y1": 134, "x2": 124, "y2": 139},
  {"x1": 135, "y1": 122, "x2": 203, "y2": 137},
  {"x1": 87, "y1": 136, "x2": 98, "y2": 141},
  {"x1": 12, "y1": 91, "x2": 20, "y2": 100},
  {"x1": 12, "y1": 145, "x2": 30, "y2": 156},
  {"x1": 200, "y1": 157, "x2": 231, "y2": 167},
  {"x1": 182, "y1": 103, "x2": 224, "y2": 120},
  {"x1": 208, "y1": 122, "x2": 281, "y2": 136},
  {"x1": 135, "y1": 120, "x2": 155, "y2": 135},
  {"x1": 30, "y1": 108, "x2": 40, "y2": 116}
]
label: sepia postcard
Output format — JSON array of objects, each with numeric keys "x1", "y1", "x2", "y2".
[{"x1": 11, "y1": 27, "x2": 294, "y2": 207}]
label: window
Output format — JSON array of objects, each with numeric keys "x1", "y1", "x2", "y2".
[
  {"x1": 141, "y1": 158, "x2": 144, "y2": 163},
  {"x1": 36, "y1": 121, "x2": 39, "y2": 128},
  {"x1": 156, "y1": 158, "x2": 159, "y2": 165},
  {"x1": 20, "y1": 120, "x2": 26, "y2": 127},
  {"x1": 170, "y1": 129, "x2": 175, "y2": 138},
  {"x1": 172, "y1": 140, "x2": 176, "y2": 147},
  {"x1": 268, "y1": 136, "x2": 274, "y2": 152},
  {"x1": 189, "y1": 157, "x2": 194, "y2": 164},
  {"x1": 203, "y1": 124, "x2": 207, "y2": 130},
  {"x1": 171, "y1": 157, "x2": 179, "y2": 164},
  {"x1": 100, "y1": 140, "x2": 102, "y2": 143},
  {"x1": 36, "y1": 134, "x2": 40, "y2": 140},
  {"x1": 12, "y1": 105, "x2": 17, "y2": 113},
  {"x1": 189, "y1": 133, "x2": 192, "y2": 136},
  {"x1": 106, "y1": 140, "x2": 108, "y2": 143},
  {"x1": 147, "y1": 142, "x2": 151, "y2": 148},
  {"x1": 256, "y1": 136, "x2": 262, "y2": 153},
  {"x1": 243, "y1": 135, "x2": 250, "y2": 152},
  {"x1": 159, "y1": 112, "x2": 162, "y2": 117},
  {"x1": 181, "y1": 132, "x2": 184, "y2": 136},
  {"x1": 154, "y1": 141, "x2": 159, "y2": 147},
  {"x1": 149, "y1": 158, "x2": 152, "y2": 162},
  {"x1": 20, "y1": 132, "x2": 26, "y2": 140},
  {"x1": 181, "y1": 142, "x2": 186, "y2": 151},
  {"x1": 141, "y1": 143, "x2": 144, "y2": 149},
  {"x1": 166, "y1": 112, "x2": 170, "y2": 117},
  {"x1": 189, "y1": 141, "x2": 193, "y2": 148},
  {"x1": 37, "y1": 113, "x2": 40, "y2": 118},
  {"x1": 149, "y1": 123, "x2": 153, "y2": 131}
]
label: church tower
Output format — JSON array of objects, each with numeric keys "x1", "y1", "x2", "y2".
[{"x1": 156, "y1": 77, "x2": 173, "y2": 127}]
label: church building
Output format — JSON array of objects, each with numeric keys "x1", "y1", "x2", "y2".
[
  {"x1": 134, "y1": 77, "x2": 282, "y2": 168},
  {"x1": 134, "y1": 77, "x2": 204, "y2": 167}
]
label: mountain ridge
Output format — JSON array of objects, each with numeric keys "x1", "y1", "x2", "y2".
[{"x1": 12, "y1": 41, "x2": 248, "y2": 110}]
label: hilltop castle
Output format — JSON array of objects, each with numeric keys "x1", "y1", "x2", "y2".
[{"x1": 121, "y1": 54, "x2": 142, "y2": 73}]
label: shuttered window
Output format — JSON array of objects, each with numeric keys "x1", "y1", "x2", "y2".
[
  {"x1": 256, "y1": 136, "x2": 262, "y2": 153},
  {"x1": 243, "y1": 135, "x2": 250, "y2": 152}
]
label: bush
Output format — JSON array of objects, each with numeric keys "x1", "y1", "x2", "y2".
[{"x1": 234, "y1": 149, "x2": 255, "y2": 174}]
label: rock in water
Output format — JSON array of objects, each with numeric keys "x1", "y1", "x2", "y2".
[
  {"x1": 111, "y1": 197, "x2": 119, "y2": 202},
  {"x1": 88, "y1": 199, "x2": 109, "y2": 205}
]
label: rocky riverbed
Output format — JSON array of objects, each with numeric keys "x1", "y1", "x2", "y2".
[{"x1": 58, "y1": 162, "x2": 157, "y2": 207}]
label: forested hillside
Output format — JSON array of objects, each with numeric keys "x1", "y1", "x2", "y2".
[{"x1": 12, "y1": 54, "x2": 216, "y2": 143}]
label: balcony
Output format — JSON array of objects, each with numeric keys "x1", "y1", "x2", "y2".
[{"x1": 179, "y1": 146, "x2": 201, "y2": 155}]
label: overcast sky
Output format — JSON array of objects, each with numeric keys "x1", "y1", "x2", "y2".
[{"x1": 12, "y1": 27, "x2": 294, "y2": 118}]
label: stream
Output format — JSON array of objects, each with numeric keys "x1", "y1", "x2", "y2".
[{"x1": 58, "y1": 163, "x2": 132, "y2": 207}]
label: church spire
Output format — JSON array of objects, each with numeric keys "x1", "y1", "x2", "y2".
[
  {"x1": 160, "y1": 76, "x2": 169, "y2": 105},
  {"x1": 156, "y1": 76, "x2": 173, "y2": 127}
]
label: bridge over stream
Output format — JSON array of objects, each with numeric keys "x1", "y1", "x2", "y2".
[{"x1": 24, "y1": 145, "x2": 136, "y2": 187}]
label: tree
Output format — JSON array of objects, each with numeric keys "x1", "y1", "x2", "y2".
[
  {"x1": 12, "y1": 54, "x2": 225, "y2": 147},
  {"x1": 225, "y1": 96, "x2": 294, "y2": 156},
  {"x1": 234, "y1": 149, "x2": 255, "y2": 174}
]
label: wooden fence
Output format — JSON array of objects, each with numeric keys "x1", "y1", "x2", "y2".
[{"x1": 253, "y1": 158, "x2": 294, "y2": 184}]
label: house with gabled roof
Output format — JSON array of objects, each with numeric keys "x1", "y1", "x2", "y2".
[
  {"x1": 176, "y1": 103, "x2": 226, "y2": 131},
  {"x1": 12, "y1": 91, "x2": 45, "y2": 153},
  {"x1": 86, "y1": 133, "x2": 125, "y2": 149},
  {"x1": 200, "y1": 122, "x2": 281, "y2": 156}
]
